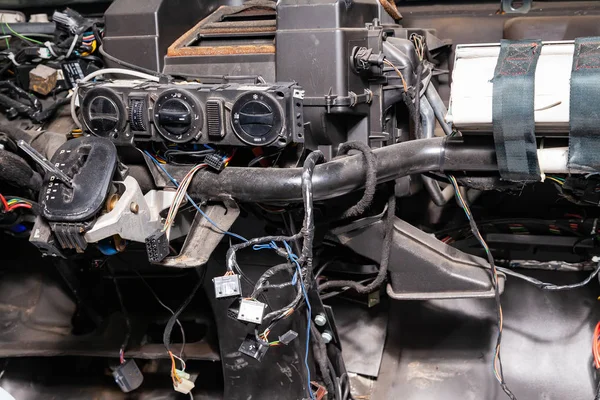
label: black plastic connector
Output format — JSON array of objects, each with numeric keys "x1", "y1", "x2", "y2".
[
  {"x1": 352, "y1": 46, "x2": 385, "y2": 72},
  {"x1": 239, "y1": 334, "x2": 268, "y2": 361},
  {"x1": 205, "y1": 152, "x2": 227, "y2": 171},
  {"x1": 145, "y1": 230, "x2": 169, "y2": 263},
  {"x1": 113, "y1": 359, "x2": 144, "y2": 393}
]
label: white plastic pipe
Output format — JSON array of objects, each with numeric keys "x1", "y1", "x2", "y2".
[{"x1": 538, "y1": 147, "x2": 569, "y2": 174}]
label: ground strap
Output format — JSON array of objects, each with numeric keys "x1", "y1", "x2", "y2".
[
  {"x1": 492, "y1": 39, "x2": 542, "y2": 182},
  {"x1": 568, "y1": 37, "x2": 600, "y2": 172}
]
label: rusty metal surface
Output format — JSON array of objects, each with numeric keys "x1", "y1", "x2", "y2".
[
  {"x1": 167, "y1": 1, "x2": 276, "y2": 57},
  {"x1": 170, "y1": 44, "x2": 275, "y2": 57},
  {"x1": 379, "y1": 0, "x2": 402, "y2": 21}
]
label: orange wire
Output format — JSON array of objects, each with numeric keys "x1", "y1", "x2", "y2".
[
  {"x1": 169, "y1": 351, "x2": 182, "y2": 383},
  {"x1": 593, "y1": 323, "x2": 600, "y2": 369}
]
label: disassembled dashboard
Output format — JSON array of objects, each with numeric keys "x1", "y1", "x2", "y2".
[
  {"x1": 78, "y1": 81, "x2": 305, "y2": 147},
  {"x1": 2, "y1": 1, "x2": 600, "y2": 399}
]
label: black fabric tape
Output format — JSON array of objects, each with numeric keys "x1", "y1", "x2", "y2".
[
  {"x1": 568, "y1": 37, "x2": 600, "y2": 172},
  {"x1": 492, "y1": 39, "x2": 542, "y2": 182}
]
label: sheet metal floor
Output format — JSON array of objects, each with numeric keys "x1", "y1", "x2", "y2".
[
  {"x1": 372, "y1": 270, "x2": 600, "y2": 400},
  {"x1": 0, "y1": 270, "x2": 597, "y2": 400}
]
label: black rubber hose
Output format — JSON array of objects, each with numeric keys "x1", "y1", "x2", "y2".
[
  {"x1": 182, "y1": 137, "x2": 497, "y2": 203},
  {"x1": 0, "y1": 148, "x2": 42, "y2": 191}
]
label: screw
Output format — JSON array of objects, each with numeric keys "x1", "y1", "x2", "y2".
[
  {"x1": 130, "y1": 202, "x2": 139, "y2": 214},
  {"x1": 314, "y1": 313, "x2": 327, "y2": 327},
  {"x1": 321, "y1": 331, "x2": 333, "y2": 344}
]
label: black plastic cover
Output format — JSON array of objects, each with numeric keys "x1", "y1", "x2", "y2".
[
  {"x1": 112, "y1": 359, "x2": 144, "y2": 393},
  {"x1": 40, "y1": 137, "x2": 117, "y2": 222},
  {"x1": 239, "y1": 334, "x2": 268, "y2": 361}
]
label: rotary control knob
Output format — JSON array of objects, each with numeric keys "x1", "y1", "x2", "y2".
[
  {"x1": 231, "y1": 92, "x2": 283, "y2": 146},
  {"x1": 81, "y1": 88, "x2": 127, "y2": 138},
  {"x1": 153, "y1": 89, "x2": 203, "y2": 143}
]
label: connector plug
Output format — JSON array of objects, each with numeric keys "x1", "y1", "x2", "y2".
[
  {"x1": 205, "y1": 152, "x2": 227, "y2": 171},
  {"x1": 237, "y1": 298, "x2": 267, "y2": 324},
  {"x1": 213, "y1": 274, "x2": 241, "y2": 298},
  {"x1": 113, "y1": 359, "x2": 144, "y2": 393},
  {"x1": 173, "y1": 377, "x2": 195, "y2": 394},
  {"x1": 145, "y1": 230, "x2": 169, "y2": 263}
]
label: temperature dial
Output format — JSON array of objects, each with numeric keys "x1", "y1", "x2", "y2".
[
  {"x1": 231, "y1": 92, "x2": 283, "y2": 146},
  {"x1": 129, "y1": 98, "x2": 146, "y2": 131},
  {"x1": 153, "y1": 89, "x2": 203, "y2": 143},
  {"x1": 81, "y1": 88, "x2": 127, "y2": 138}
]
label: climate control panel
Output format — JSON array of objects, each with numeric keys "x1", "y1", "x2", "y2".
[{"x1": 78, "y1": 81, "x2": 305, "y2": 148}]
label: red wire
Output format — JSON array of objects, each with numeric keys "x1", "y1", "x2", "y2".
[
  {"x1": 0, "y1": 194, "x2": 8, "y2": 211},
  {"x1": 8, "y1": 204, "x2": 32, "y2": 211},
  {"x1": 593, "y1": 322, "x2": 600, "y2": 369}
]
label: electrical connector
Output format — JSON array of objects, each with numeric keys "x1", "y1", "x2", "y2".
[
  {"x1": 52, "y1": 8, "x2": 89, "y2": 34},
  {"x1": 278, "y1": 330, "x2": 298, "y2": 345},
  {"x1": 112, "y1": 359, "x2": 144, "y2": 393},
  {"x1": 175, "y1": 369, "x2": 191, "y2": 380},
  {"x1": 205, "y1": 152, "x2": 227, "y2": 171},
  {"x1": 239, "y1": 334, "x2": 268, "y2": 361},
  {"x1": 173, "y1": 377, "x2": 195, "y2": 394},
  {"x1": 145, "y1": 230, "x2": 169, "y2": 263},
  {"x1": 213, "y1": 274, "x2": 241, "y2": 298},
  {"x1": 237, "y1": 298, "x2": 267, "y2": 324}
]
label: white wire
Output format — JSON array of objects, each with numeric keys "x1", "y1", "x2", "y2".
[
  {"x1": 164, "y1": 164, "x2": 205, "y2": 239},
  {"x1": 44, "y1": 41, "x2": 57, "y2": 57},
  {"x1": 171, "y1": 353, "x2": 187, "y2": 371},
  {"x1": 65, "y1": 34, "x2": 79, "y2": 58},
  {"x1": 70, "y1": 68, "x2": 160, "y2": 128},
  {"x1": 7, "y1": 53, "x2": 19, "y2": 66}
]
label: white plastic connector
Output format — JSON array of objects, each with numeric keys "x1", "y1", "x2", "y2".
[
  {"x1": 213, "y1": 274, "x2": 241, "y2": 298},
  {"x1": 237, "y1": 298, "x2": 267, "y2": 324},
  {"x1": 174, "y1": 377, "x2": 195, "y2": 394}
]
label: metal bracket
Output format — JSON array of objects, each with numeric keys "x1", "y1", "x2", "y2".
[
  {"x1": 501, "y1": 0, "x2": 532, "y2": 14},
  {"x1": 85, "y1": 176, "x2": 177, "y2": 244},
  {"x1": 158, "y1": 199, "x2": 240, "y2": 268}
]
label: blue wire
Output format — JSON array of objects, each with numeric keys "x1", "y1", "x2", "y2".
[
  {"x1": 147, "y1": 151, "x2": 313, "y2": 399},
  {"x1": 144, "y1": 151, "x2": 247, "y2": 243},
  {"x1": 284, "y1": 241, "x2": 315, "y2": 400},
  {"x1": 203, "y1": 144, "x2": 215, "y2": 151}
]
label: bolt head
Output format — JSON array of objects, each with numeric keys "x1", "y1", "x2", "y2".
[
  {"x1": 130, "y1": 202, "x2": 139, "y2": 214},
  {"x1": 314, "y1": 313, "x2": 327, "y2": 327},
  {"x1": 321, "y1": 331, "x2": 333, "y2": 344}
]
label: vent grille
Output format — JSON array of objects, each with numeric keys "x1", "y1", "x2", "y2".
[{"x1": 206, "y1": 99, "x2": 224, "y2": 138}]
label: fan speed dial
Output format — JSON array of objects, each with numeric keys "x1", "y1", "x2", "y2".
[{"x1": 153, "y1": 89, "x2": 203, "y2": 143}]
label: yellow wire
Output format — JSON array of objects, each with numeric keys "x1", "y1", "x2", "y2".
[{"x1": 546, "y1": 176, "x2": 564, "y2": 186}]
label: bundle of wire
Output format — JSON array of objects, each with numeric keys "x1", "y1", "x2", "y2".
[
  {"x1": 0, "y1": 194, "x2": 32, "y2": 212},
  {"x1": 447, "y1": 174, "x2": 517, "y2": 400},
  {"x1": 162, "y1": 163, "x2": 207, "y2": 238},
  {"x1": 594, "y1": 322, "x2": 600, "y2": 400}
]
